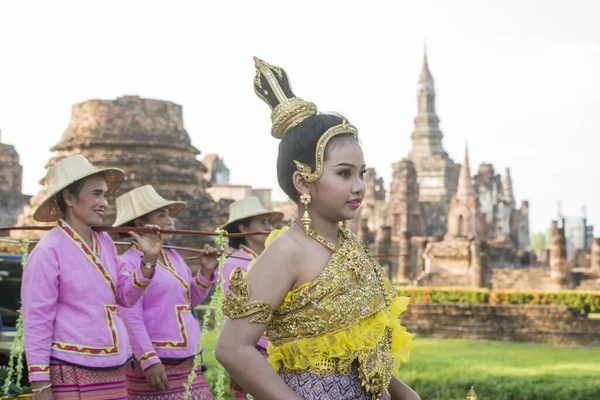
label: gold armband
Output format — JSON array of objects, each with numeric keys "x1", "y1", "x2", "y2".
[{"x1": 223, "y1": 267, "x2": 273, "y2": 324}]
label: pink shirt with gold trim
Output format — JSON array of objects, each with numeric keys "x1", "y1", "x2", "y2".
[
  {"x1": 21, "y1": 219, "x2": 152, "y2": 382},
  {"x1": 118, "y1": 245, "x2": 217, "y2": 370}
]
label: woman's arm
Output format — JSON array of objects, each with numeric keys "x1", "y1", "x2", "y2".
[
  {"x1": 189, "y1": 245, "x2": 219, "y2": 307},
  {"x1": 115, "y1": 225, "x2": 162, "y2": 307},
  {"x1": 22, "y1": 245, "x2": 59, "y2": 384},
  {"x1": 216, "y1": 235, "x2": 302, "y2": 399}
]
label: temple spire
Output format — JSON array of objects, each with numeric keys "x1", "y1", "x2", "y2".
[
  {"x1": 502, "y1": 167, "x2": 515, "y2": 205},
  {"x1": 419, "y1": 41, "x2": 434, "y2": 89},
  {"x1": 407, "y1": 45, "x2": 460, "y2": 236},
  {"x1": 409, "y1": 45, "x2": 445, "y2": 159},
  {"x1": 456, "y1": 144, "x2": 474, "y2": 201}
]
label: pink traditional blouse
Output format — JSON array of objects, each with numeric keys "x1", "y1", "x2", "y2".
[
  {"x1": 118, "y1": 244, "x2": 217, "y2": 370},
  {"x1": 221, "y1": 245, "x2": 269, "y2": 350},
  {"x1": 22, "y1": 219, "x2": 152, "y2": 382}
]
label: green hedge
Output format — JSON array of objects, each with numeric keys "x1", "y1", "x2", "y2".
[{"x1": 395, "y1": 287, "x2": 600, "y2": 314}]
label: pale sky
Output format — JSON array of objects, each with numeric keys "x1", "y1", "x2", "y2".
[{"x1": 0, "y1": 0, "x2": 598, "y2": 235}]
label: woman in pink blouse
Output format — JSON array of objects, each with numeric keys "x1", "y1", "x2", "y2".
[
  {"x1": 22, "y1": 155, "x2": 162, "y2": 400},
  {"x1": 114, "y1": 185, "x2": 218, "y2": 399}
]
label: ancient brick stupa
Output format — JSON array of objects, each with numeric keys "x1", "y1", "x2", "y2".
[{"x1": 13, "y1": 96, "x2": 229, "y2": 243}]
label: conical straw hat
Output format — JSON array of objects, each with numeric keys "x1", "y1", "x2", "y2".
[
  {"x1": 113, "y1": 185, "x2": 185, "y2": 227},
  {"x1": 219, "y1": 196, "x2": 283, "y2": 230},
  {"x1": 33, "y1": 155, "x2": 124, "y2": 222}
]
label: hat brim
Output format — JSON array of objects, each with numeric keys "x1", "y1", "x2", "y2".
[
  {"x1": 33, "y1": 168, "x2": 125, "y2": 223},
  {"x1": 219, "y1": 210, "x2": 284, "y2": 231},
  {"x1": 112, "y1": 201, "x2": 186, "y2": 228}
]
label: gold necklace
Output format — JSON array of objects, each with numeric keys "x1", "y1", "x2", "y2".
[{"x1": 293, "y1": 221, "x2": 338, "y2": 252}]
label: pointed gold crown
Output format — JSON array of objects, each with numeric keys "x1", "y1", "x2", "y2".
[
  {"x1": 253, "y1": 57, "x2": 317, "y2": 139},
  {"x1": 253, "y1": 57, "x2": 358, "y2": 182}
]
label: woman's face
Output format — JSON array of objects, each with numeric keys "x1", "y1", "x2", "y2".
[
  {"x1": 245, "y1": 215, "x2": 274, "y2": 248},
  {"x1": 63, "y1": 174, "x2": 109, "y2": 227},
  {"x1": 309, "y1": 138, "x2": 367, "y2": 222},
  {"x1": 137, "y1": 207, "x2": 174, "y2": 242}
]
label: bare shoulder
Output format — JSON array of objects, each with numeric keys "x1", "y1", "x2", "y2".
[
  {"x1": 258, "y1": 229, "x2": 303, "y2": 267},
  {"x1": 249, "y1": 228, "x2": 308, "y2": 278},
  {"x1": 244, "y1": 229, "x2": 306, "y2": 304}
]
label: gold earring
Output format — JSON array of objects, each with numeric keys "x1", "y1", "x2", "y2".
[{"x1": 299, "y1": 193, "x2": 312, "y2": 234}]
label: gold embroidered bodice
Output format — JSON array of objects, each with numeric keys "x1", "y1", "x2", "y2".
[{"x1": 266, "y1": 229, "x2": 397, "y2": 346}]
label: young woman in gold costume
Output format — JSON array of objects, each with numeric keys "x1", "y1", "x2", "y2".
[{"x1": 216, "y1": 58, "x2": 419, "y2": 400}]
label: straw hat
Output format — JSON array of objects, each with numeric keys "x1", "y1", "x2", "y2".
[
  {"x1": 33, "y1": 155, "x2": 125, "y2": 222},
  {"x1": 219, "y1": 196, "x2": 284, "y2": 230},
  {"x1": 113, "y1": 185, "x2": 186, "y2": 227}
]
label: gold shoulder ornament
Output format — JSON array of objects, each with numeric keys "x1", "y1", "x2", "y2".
[{"x1": 223, "y1": 267, "x2": 273, "y2": 324}]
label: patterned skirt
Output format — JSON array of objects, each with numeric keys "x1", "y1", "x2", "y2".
[
  {"x1": 232, "y1": 347, "x2": 268, "y2": 399},
  {"x1": 50, "y1": 361, "x2": 128, "y2": 400},
  {"x1": 125, "y1": 358, "x2": 212, "y2": 400},
  {"x1": 278, "y1": 369, "x2": 391, "y2": 400}
]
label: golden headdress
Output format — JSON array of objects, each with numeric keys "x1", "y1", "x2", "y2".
[
  {"x1": 253, "y1": 57, "x2": 317, "y2": 139},
  {"x1": 253, "y1": 57, "x2": 358, "y2": 183}
]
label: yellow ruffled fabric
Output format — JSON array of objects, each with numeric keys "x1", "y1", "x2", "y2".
[{"x1": 267, "y1": 294, "x2": 415, "y2": 376}]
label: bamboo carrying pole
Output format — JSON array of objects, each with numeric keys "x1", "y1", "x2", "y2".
[{"x1": 0, "y1": 226, "x2": 398, "y2": 259}]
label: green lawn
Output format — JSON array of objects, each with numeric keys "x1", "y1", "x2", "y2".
[
  {"x1": 201, "y1": 332, "x2": 600, "y2": 400},
  {"x1": 398, "y1": 338, "x2": 600, "y2": 400}
]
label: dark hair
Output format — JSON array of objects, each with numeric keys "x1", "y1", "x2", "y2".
[
  {"x1": 226, "y1": 216, "x2": 253, "y2": 250},
  {"x1": 56, "y1": 172, "x2": 106, "y2": 213},
  {"x1": 277, "y1": 113, "x2": 358, "y2": 202}
]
